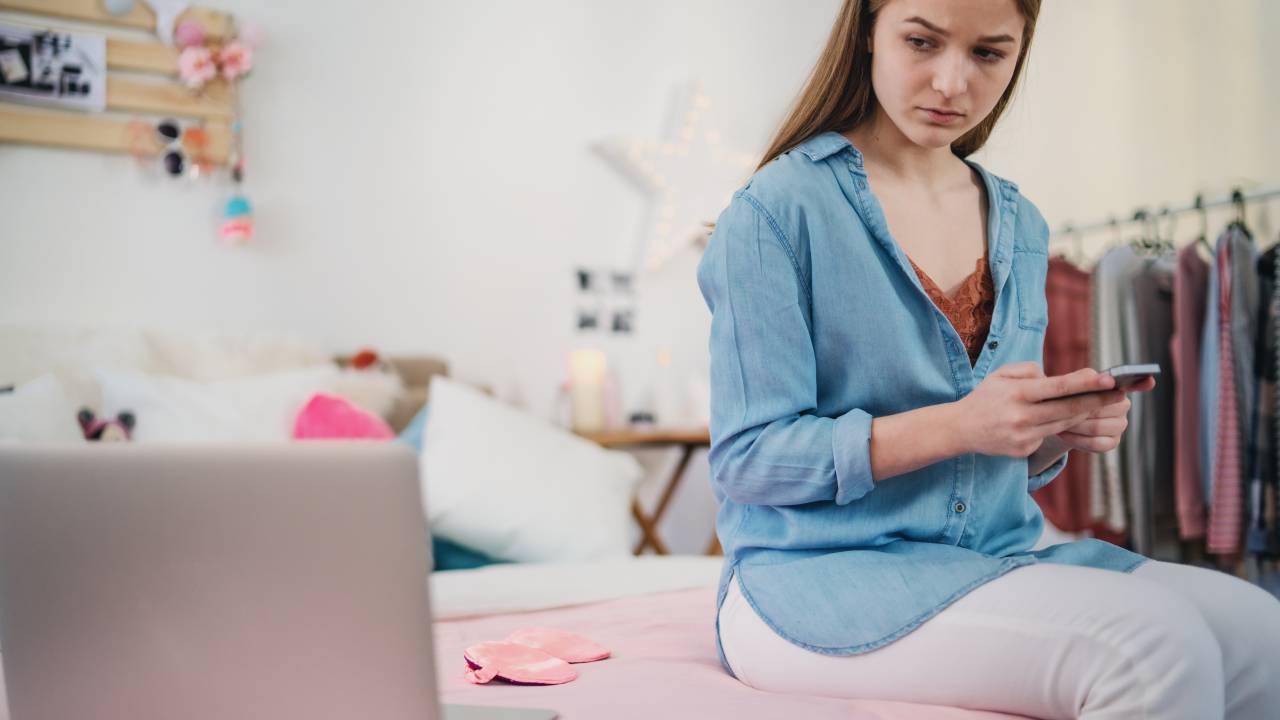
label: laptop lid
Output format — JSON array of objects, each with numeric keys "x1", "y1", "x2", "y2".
[{"x1": 0, "y1": 442, "x2": 440, "y2": 720}]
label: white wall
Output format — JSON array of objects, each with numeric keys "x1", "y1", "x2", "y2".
[{"x1": 2, "y1": 1, "x2": 1277, "y2": 552}]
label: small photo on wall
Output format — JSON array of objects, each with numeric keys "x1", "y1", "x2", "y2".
[
  {"x1": 611, "y1": 308, "x2": 634, "y2": 334},
  {"x1": 0, "y1": 23, "x2": 106, "y2": 112},
  {"x1": 573, "y1": 266, "x2": 638, "y2": 334},
  {"x1": 576, "y1": 307, "x2": 601, "y2": 330}
]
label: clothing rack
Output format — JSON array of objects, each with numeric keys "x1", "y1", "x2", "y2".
[{"x1": 1050, "y1": 185, "x2": 1280, "y2": 242}]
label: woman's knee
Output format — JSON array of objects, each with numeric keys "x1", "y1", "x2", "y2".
[{"x1": 1103, "y1": 587, "x2": 1224, "y2": 701}]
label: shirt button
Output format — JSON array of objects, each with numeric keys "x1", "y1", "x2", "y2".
[
  {"x1": 954, "y1": 502, "x2": 967, "y2": 513},
  {"x1": 988, "y1": 340, "x2": 998, "y2": 350}
]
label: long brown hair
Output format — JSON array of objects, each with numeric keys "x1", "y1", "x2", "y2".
[{"x1": 756, "y1": 0, "x2": 1041, "y2": 171}]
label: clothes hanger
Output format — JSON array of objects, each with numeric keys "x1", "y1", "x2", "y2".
[
  {"x1": 1228, "y1": 187, "x2": 1254, "y2": 241},
  {"x1": 1193, "y1": 194, "x2": 1214, "y2": 259},
  {"x1": 1156, "y1": 206, "x2": 1177, "y2": 254},
  {"x1": 1128, "y1": 208, "x2": 1161, "y2": 255}
]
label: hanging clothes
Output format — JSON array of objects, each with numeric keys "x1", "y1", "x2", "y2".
[
  {"x1": 1206, "y1": 225, "x2": 1259, "y2": 559},
  {"x1": 1121, "y1": 248, "x2": 1180, "y2": 560},
  {"x1": 1089, "y1": 246, "x2": 1134, "y2": 535},
  {"x1": 1090, "y1": 244, "x2": 1179, "y2": 560},
  {"x1": 1172, "y1": 243, "x2": 1210, "y2": 539},
  {"x1": 1039, "y1": 255, "x2": 1122, "y2": 541},
  {"x1": 1247, "y1": 244, "x2": 1280, "y2": 557}
]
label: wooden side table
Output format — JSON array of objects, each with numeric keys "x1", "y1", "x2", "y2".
[{"x1": 576, "y1": 428, "x2": 719, "y2": 556}]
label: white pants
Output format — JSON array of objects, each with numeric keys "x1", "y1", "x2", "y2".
[{"x1": 719, "y1": 560, "x2": 1280, "y2": 719}]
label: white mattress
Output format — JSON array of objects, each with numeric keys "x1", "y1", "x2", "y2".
[{"x1": 429, "y1": 554, "x2": 724, "y2": 621}]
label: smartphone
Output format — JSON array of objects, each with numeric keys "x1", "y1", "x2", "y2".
[
  {"x1": 1102, "y1": 363, "x2": 1161, "y2": 388},
  {"x1": 1051, "y1": 363, "x2": 1160, "y2": 401}
]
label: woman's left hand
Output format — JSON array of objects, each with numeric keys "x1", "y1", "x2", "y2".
[{"x1": 1054, "y1": 375, "x2": 1155, "y2": 453}]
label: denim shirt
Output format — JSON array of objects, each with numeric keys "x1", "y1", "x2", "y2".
[{"x1": 696, "y1": 131, "x2": 1148, "y2": 675}]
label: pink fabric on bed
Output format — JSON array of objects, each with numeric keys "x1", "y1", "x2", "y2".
[{"x1": 435, "y1": 585, "x2": 1039, "y2": 720}]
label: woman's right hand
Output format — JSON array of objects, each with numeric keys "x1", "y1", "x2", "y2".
[{"x1": 954, "y1": 362, "x2": 1124, "y2": 458}]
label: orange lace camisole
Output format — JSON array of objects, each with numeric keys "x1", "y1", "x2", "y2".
[{"x1": 905, "y1": 247, "x2": 995, "y2": 366}]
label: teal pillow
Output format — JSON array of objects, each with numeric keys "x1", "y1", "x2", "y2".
[
  {"x1": 430, "y1": 535, "x2": 512, "y2": 572},
  {"x1": 394, "y1": 403, "x2": 508, "y2": 572}
]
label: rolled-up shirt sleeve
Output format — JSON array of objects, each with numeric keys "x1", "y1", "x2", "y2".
[
  {"x1": 1028, "y1": 451, "x2": 1069, "y2": 493},
  {"x1": 696, "y1": 191, "x2": 876, "y2": 507}
]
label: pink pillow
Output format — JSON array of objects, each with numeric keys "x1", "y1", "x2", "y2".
[{"x1": 292, "y1": 392, "x2": 394, "y2": 440}]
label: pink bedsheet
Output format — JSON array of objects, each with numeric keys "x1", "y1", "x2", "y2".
[{"x1": 435, "y1": 585, "x2": 1038, "y2": 720}]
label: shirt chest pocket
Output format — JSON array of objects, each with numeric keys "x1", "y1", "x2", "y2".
[{"x1": 1011, "y1": 249, "x2": 1049, "y2": 331}]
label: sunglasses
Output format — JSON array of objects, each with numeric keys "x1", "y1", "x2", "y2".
[{"x1": 128, "y1": 118, "x2": 211, "y2": 178}]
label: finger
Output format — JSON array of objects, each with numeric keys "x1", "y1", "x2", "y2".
[
  {"x1": 1088, "y1": 401, "x2": 1131, "y2": 419},
  {"x1": 1123, "y1": 376, "x2": 1157, "y2": 393},
  {"x1": 995, "y1": 361, "x2": 1044, "y2": 379},
  {"x1": 1060, "y1": 417, "x2": 1126, "y2": 436},
  {"x1": 1039, "y1": 410, "x2": 1094, "y2": 437},
  {"x1": 1030, "y1": 390, "x2": 1125, "y2": 425},
  {"x1": 1023, "y1": 368, "x2": 1113, "y2": 403},
  {"x1": 1059, "y1": 430, "x2": 1117, "y2": 453}
]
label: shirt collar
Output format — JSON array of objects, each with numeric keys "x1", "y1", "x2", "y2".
[{"x1": 793, "y1": 130, "x2": 863, "y2": 165}]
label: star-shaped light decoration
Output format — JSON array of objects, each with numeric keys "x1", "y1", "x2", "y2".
[{"x1": 593, "y1": 81, "x2": 758, "y2": 273}]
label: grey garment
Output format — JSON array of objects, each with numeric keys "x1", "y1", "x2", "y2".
[
  {"x1": 1090, "y1": 244, "x2": 1180, "y2": 559},
  {"x1": 1223, "y1": 226, "x2": 1260, "y2": 555},
  {"x1": 1226, "y1": 226, "x2": 1261, "y2": 483},
  {"x1": 1120, "y1": 249, "x2": 1179, "y2": 560},
  {"x1": 1090, "y1": 245, "x2": 1139, "y2": 533}
]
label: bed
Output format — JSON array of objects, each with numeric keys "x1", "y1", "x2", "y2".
[
  {"x1": 0, "y1": 556, "x2": 1037, "y2": 720},
  {"x1": 0, "y1": 332, "x2": 1040, "y2": 717},
  {"x1": 430, "y1": 556, "x2": 1037, "y2": 720}
]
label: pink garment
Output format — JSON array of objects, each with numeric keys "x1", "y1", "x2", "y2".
[
  {"x1": 463, "y1": 642, "x2": 577, "y2": 686},
  {"x1": 463, "y1": 628, "x2": 611, "y2": 686},
  {"x1": 505, "y1": 627, "x2": 611, "y2": 663},
  {"x1": 1209, "y1": 242, "x2": 1243, "y2": 555},
  {"x1": 292, "y1": 392, "x2": 394, "y2": 440},
  {"x1": 435, "y1": 586, "x2": 1035, "y2": 720},
  {"x1": 1172, "y1": 245, "x2": 1209, "y2": 539}
]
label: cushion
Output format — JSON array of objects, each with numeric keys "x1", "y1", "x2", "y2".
[
  {"x1": 93, "y1": 365, "x2": 341, "y2": 442},
  {"x1": 392, "y1": 403, "x2": 508, "y2": 573},
  {"x1": 292, "y1": 392, "x2": 395, "y2": 440},
  {"x1": 420, "y1": 376, "x2": 642, "y2": 563},
  {"x1": 0, "y1": 373, "x2": 84, "y2": 443},
  {"x1": 431, "y1": 535, "x2": 510, "y2": 572},
  {"x1": 396, "y1": 403, "x2": 431, "y2": 452}
]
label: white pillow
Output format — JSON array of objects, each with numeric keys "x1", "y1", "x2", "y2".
[
  {"x1": 93, "y1": 365, "x2": 341, "y2": 442},
  {"x1": 0, "y1": 373, "x2": 84, "y2": 443},
  {"x1": 421, "y1": 376, "x2": 642, "y2": 563}
]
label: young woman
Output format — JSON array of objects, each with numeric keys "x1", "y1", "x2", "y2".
[{"x1": 696, "y1": 1, "x2": 1280, "y2": 717}]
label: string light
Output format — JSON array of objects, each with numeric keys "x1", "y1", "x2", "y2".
[{"x1": 592, "y1": 80, "x2": 756, "y2": 273}]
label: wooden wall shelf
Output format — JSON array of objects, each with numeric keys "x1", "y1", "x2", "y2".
[{"x1": 0, "y1": 0, "x2": 236, "y2": 163}]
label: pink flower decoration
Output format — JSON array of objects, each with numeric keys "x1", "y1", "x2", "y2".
[
  {"x1": 174, "y1": 20, "x2": 205, "y2": 48},
  {"x1": 178, "y1": 46, "x2": 216, "y2": 89},
  {"x1": 218, "y1": 41, "x2": 253, "y2": 81}
]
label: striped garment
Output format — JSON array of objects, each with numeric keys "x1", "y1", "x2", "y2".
[{"x1": 1210, "y1": 238, "x2": 1243, "y2": 555}]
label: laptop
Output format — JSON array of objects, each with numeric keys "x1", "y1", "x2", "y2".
[{"x1": 0, "y1": 442, "x2": 557, "y2": 720}]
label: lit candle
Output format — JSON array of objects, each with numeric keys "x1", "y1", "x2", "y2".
[{"x1": 568, "y1": 349, "x2": 607, "y2": 432}]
